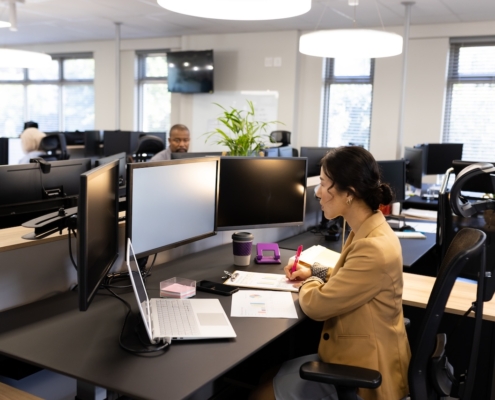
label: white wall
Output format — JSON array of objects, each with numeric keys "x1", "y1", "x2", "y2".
[{"x1": 18, "y1": 21, "x2": 495, "y2": 160}]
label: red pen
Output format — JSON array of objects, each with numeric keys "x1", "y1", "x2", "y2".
[{"x1": 291, "y1": 245, "x2": 303, "y2": 273}]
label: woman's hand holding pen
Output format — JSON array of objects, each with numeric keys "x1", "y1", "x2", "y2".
[{"x1": 284, "y1": 262, "x2": 311, "y2": 282}]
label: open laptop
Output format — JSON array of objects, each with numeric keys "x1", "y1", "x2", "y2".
[{"x1": 126, "y1": 239, "x2": 237, "y2": 344}]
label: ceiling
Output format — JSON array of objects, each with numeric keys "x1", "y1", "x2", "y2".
[{"x1": 0, "y1": 0, "x2": 494, "y2": 46}]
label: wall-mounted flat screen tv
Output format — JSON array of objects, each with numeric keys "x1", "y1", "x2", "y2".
[{"x1": 167, "y1": 50, "x2": 214, "y2": 94}]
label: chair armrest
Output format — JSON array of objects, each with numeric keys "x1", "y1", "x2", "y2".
[{"x1": 300, "y1": 361, "x2": 382, "y2": 389}]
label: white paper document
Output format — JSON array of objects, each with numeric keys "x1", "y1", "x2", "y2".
[
  {"x1": 406, "y1": 221, "x2": 437, "y2": 234},
  {"x1": 231, "y1": 290, "x2": 298, "y2": 319},
  {"x1": 402, "y1": 208, "x2": 438, "y2": 221},
  {"x1": 224, "y1": 270, "x2": 298, "y2": 292}
]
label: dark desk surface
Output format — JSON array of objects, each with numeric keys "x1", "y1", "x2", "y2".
[
  {"x1": 403, "y1": 196, "x2": 439, "y2": 211},
  {"x1": 0, "y1": 245, "x2": 305, "y2": 400},
  {"x1": 278, "y1": 230, "x2": 437, "y2": 268}
]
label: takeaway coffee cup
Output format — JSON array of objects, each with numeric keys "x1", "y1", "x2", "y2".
[{"x1": 232, "y1": 232, "x2": 254, "y2": 266}]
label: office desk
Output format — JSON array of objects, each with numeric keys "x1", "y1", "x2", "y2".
[
  {"x1": 0, "y1": 244, "x2": 308, "y2": 400},
  {"x1": 403, "y1": 196, "x2": 438, "y2": 211},
  {"x1": 278, "y1": 230, "x2": 437, "y2": 268}
]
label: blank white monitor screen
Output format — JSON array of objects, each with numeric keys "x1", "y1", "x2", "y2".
[
  {"x1": 9, "y1": 138, "x2": 24, "y2": 164},
  {"x1": 127, "y1": 158, "x2": 219, "y2": 258}
]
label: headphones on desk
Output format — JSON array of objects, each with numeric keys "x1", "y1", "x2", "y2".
[{"x1": 449, "y1": 162, "x2": 495, "y2": 217}]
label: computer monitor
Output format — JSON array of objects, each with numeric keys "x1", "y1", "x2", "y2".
[
  {"x1": 377, "y1": 160, "x2": 406, "y2": 202},
  {"x1": 84, "y1": 130, "x2": 103, "y2": 157},
  {"x1": 0, "y1": 158, "x2": 91, "y2": 228},
  {"x1": 95, "y1": 152, "x2": 126, "y2": 187},
  {"x1": 41, "y1": 158, "x2": 92, "y2": 197},
  {"x1": 300, "y1": 147, "x2": 334, "y2": 177},
  {"x1": 0, "y1": 158, "x2": 91, "y2": 205},
  {"x1": 415, "y1": 143, "x2": 464, "y2": 175},
  {"x1": 0, "y1": 138, "x2": 24, "y2": 165},
  {"x1": 404, "y1": 147, "x2": 423, "y2": 189},
  {"x1": 103, "y1": 130, "x2": 137, "y2": 157},
  {"x1": 264, "y1": 148, "x2": 279, "y2": 157},
  {"x1": 217, "y1": 157, "x2": 307, "y2": 231},
  {"x1": 278, "y1": 147, "x2": 294, "y2": 157},
  {"x1": 126, "y1": 157, "x2": 219, "y2": 258},
  {"x1": 77, "y1": 160, "x2": 119, "y2": 311},
  {"x1": 170, "y1": 151, "x2": 223, "y2": 159}
]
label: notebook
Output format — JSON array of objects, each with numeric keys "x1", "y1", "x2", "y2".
[{"x1": 126, "y1": 239, "x2": 237, "y2": 344}]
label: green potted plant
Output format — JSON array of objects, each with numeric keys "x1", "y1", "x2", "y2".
[{"x1": 204, "y1": 100, "x2": 280, "y2": 156}]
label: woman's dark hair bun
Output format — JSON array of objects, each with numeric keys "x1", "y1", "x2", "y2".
[{"x1": 379, "y1": 182, "x2": 394, "y2": 206}]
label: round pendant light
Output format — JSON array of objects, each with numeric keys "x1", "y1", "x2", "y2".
[
  {"x1": 157, "y1": 0, "x2": 311, "y2": 20},
  {"x1": 299, "y1": 29, "x2": 403, "y2": 58},
  {"x1": 0, "y1": 49, "x2": 53, "y2": 68}
]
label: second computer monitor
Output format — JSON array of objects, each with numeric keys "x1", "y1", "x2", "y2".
[
  {"x1": 126, "y1": 157, "x2": 219, "y2": 258},
  {"x1": 300, "y1": 147, "x2": 334, "y2": 177},
  {"x1": 217, "y1": 157, "x2": 307, "y2": 231},
  {"x1": 377, "y1": 160, "x2": 406, "y2": 202}
]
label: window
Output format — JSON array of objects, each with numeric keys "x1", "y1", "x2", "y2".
[
  {"x1": 443, "y1": 38, "x2": 495, "y2": 161},
  {"x1": 137, "y1": 51, "x2": 171, "y2": 133},
  {"x1": 320, "y1": 58, "x2": 374, "y2": 149},
  {"x1": 0, "y1": 54, "x2": 95, "y2": 136}
]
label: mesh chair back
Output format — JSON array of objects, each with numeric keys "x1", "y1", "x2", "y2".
[
  {"x1": 408, "y1": 227, "x2": 486, "y2": 400},
  {"x1": 39, "y1": 134, "x2": 69, "y2": 160},
  {"x1": 134, "y1": 135, "x2": 165, "y2": 162},
  {"x1": 270, "y1": 131, "x2": 291, "y2": 146}
]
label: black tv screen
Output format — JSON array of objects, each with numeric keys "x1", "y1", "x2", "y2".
[{"x1": 167, "y1": 50, "x2": 214, "y2": 94}]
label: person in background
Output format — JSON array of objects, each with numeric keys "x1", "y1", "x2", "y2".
[
  {"x1": 19, "y1": 123, "x2": 46, "y2": 164},
  {"x1": 150, "y1": 124, "x2": 190, "y2": 161},
  {"x1": 249, "y1": 146, "x2": 410, "y2": 400}
]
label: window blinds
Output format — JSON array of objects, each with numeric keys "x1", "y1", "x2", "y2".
[
  {"x1": 320, "y1": 58, "x2": 374, "y2": 150},
  {"x1": 443, "y1": 39, "x2": 495, "y2": 161}
]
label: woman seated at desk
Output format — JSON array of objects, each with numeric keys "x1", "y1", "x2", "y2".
[{"x1": 250, "y1": 146, "x2": 411, "y2": 400}]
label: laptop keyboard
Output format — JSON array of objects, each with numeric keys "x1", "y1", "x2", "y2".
[{"x1": 155, "y1": 299, "x2": 201, "y2": 337}]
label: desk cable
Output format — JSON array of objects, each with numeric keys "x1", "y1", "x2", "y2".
[
  {"x1": 105, "y1": 286, "x2": 170, "y2": 354},
  {"x1": 68, "y1": 224, "x2": 78, "y2": 271}
]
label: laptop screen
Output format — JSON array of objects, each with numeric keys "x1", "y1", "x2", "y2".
[{"x1": 127, "y1": 239, "x2": 153, "y2": 341}]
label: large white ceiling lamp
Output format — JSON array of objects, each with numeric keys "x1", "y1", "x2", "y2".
[
  {"x1": 0, "y1": 48, "x2": 52, "y2": 68},
  {"x1": 0, "y1": 0, "x2": 52, "y2": 68},
  {"x1": 299, "y1": 0, "x2": 403, "y2": 59},
  {"x1": 300, "y1": 29, "x2": 403, "y2": 58},
  {"x1": 157, "y1": 0, "x2": 311, "y2": 20}
]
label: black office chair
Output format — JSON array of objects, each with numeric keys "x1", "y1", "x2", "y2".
[
  {"x1": 300, "y1": 227, "x2": 487, "y2": 400},
  {"x1": 268, "y1": 131, "x2": 299, "y2": 157},
  {"x1": 133, "y1": 135, "x2": 165, "y2": 162},
  {"x1": 39, "y1": 133, "x2": 69, "y2": 161},
  {"x1": 270, "y1": 130, "x2": 291, "y2": 146}
]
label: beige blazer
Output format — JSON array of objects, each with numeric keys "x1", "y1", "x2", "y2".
[{"x1": 299, "y1": 211, "x2": 410, "y2": 400}]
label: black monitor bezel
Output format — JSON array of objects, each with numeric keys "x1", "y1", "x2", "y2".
[
  {"x1": 170, "y1": 151, "x2": 223, "y2": 160},
  {"x1": 300, "y1": 147, "x2": 334, "y2": 177},
  {"x1": 377, "y1": 159, "x2": 406, "y2": 203},
  {"x1": 417, "y1": 143, "x2": 464, "y2": 175},
  {"x1": 126, "y1": 157, "x2": 220, "y2": 259},
  {"x1": 404, "y1": 147, "x2": 423, "y2": 189},
  {"x1": 216, "y1": 156, "x2": 307, "y2": 231},
  {"x1": 95, "y1": 152, "x2": 127, "y2": 187},
  {"x1": 77, "y1": 159, "x2": 119, "y2": 312}
]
